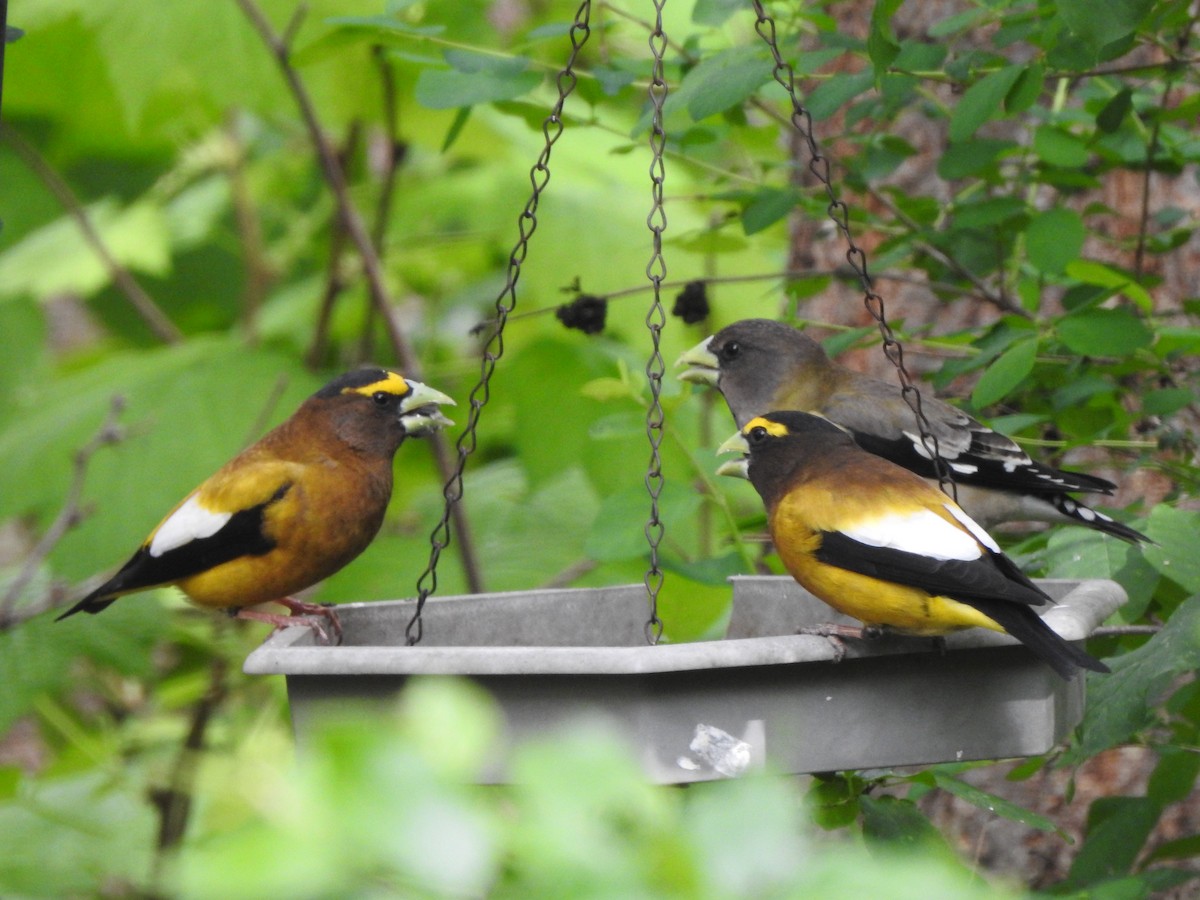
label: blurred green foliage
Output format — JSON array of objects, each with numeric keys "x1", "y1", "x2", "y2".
[{"x1": 2, "y1": 0, "x2": 1199, "y2": 896}]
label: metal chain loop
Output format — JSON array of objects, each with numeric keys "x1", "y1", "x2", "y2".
[
  {"x1": 406, "y1": 1, "x2": 593, "y2": 645},
  {"x1": 749, "y1": 1, "x2": 957, "y2": 500},
  {"x1": 641, "y1": 0, "x2": 670, "y2": 646}
]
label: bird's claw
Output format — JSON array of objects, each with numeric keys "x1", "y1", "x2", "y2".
[
  {"x1": 233, "y1": 599, "x2": 344, "y2": 646},
  {"x1": 274, "y1": 596, "x2": 344, "y2": 645},
  {"x1": 797, "y1": 622, "x2": 880, "y2": 663}
]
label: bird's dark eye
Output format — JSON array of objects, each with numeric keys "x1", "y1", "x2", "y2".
[
  {"x1": 718, "y1": 340, "x2": 741, "y2": 362},
  {"x1": 748, "y1": 425, "x2": 768, "y2": 443},
  {"x1": 372, "y1": 391, "x2": 390, "y2": 407}
]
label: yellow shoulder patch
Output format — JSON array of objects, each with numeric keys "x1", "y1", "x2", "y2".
[
  {"x1": 342, "y1": 370, "x2": 409, "y2": 399},
  {"x1": 743, "y1": 416, "x2": 790, "y2": 438}
]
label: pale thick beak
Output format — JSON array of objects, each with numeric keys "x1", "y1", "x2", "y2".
[
  {"x1": 399, "y1": 380, "x2": 456, "y2": 435},
  {"x1": 676, "y1": 336, "x2": 720, "y2": 386},
  {"x1": 716, "y1": 431, "x2": 750, "y2": 479}
]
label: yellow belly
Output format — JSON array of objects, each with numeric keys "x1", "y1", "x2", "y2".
[{"x1": 774, "y1": 523, "x2": 1004, "y2": 637}]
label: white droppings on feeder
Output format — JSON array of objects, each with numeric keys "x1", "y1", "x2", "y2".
[{"x1": 687, "y1": 723, "x2": 753, "y2": 777}]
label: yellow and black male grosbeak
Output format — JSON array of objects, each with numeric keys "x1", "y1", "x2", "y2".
[
  {"x1": 57, "y1": 368, "x2": 454, "y2": 643},
  {"x1": 720, "y1": 410, "x2": 1109, "y2": 680}
]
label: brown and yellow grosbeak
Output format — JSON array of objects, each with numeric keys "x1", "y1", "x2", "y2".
[
  {"x1": 720, "y1": 411, "x2": 1109, "y2": 680},
  {"x1": 680, "y1": 318, "x2": 1147, "y2": 543},
  {"x1": 57, "y1": 368, "x2": 454, "y2": 642}
]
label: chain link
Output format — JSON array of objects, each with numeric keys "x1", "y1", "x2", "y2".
[
  {"x1": 749, "y1": 2, "x2": 957, "y2": 500},
  {"x1": 406, "y1": 1, "x2": 593, "y2": 645},
  {"x1": 641, "y1": 0, "x2": 669, "y2": 645}
]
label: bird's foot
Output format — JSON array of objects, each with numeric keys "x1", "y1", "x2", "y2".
[
  {"x1": 797, "y1": 623, "x2": 882, "y2": 663},
  {"x1": 232, "y1": 608, "x2": 335, "y2": 645},
  {"x1": 273, "y1": 596, "x2": 344, "y2": 645}
]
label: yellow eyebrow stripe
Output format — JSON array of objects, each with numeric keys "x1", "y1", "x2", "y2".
[
  {"x1": 743, "y1": 416, "x2": 790, "y2": 438},
  {"x1": 342, "y1": 371, "x2": 409, "y2": 398}
]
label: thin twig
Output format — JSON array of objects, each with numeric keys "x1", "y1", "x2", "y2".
[
  {"x1": 475, "y1": 266, "x2": 980, "y2": 331},
  {"x1": 235, "y1": 0, "x2": 485, "y2": 594},
  {"x1": 305, "y1": 121, "x2": 360, "y2": 368},
  {"x1": 0, "y1": 125, "x2": 184, "y2": 343},
  {"x1": 359, "y1": 47, "x2": 407, "y2": 361},
  {"x1": 149, "y1": 654, "x2": 229, "y2": 889},
  {"x1": 0, "y1": 396, "x2": 127, "y2": 628},
  {"x1": 225, "y1": 115, "x2": 275, "y2": 340}
]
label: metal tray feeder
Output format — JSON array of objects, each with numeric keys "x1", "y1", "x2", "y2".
[
  {"x1": 244, "y1": 576, "x2": 1124, "y2": 783},
  {"x1": 245, "y1": 9, "x2": 1127, "y2": 785}
]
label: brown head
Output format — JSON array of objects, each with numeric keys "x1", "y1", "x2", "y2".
[
  {"x1": 718, "y1": 410, "x2": 859, "y2": 509},
  {"x1": 297, "y1": 368, "x2": 455, "y2": 460}
]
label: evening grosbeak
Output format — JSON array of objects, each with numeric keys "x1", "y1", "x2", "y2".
[
  {"x1": 57, "y1": 368, "x2": 454, "y2": 643},
  {"x1": 719, "y1": 411, "x2": 1109, "y2": 680},
  {"x1": 680, "y1": 318, "x2": 1147, "y2": 543}
]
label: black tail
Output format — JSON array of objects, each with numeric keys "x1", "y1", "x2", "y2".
[
  {"x1": 55, "y1": 591, "x2": 118, "y2": 621},
  {"x1": 974, "y1": 598, "x2": 1108, "y2": 680},
  {"x1": 1050, "y1": 495, "x2": 1150, "y2": 544}
]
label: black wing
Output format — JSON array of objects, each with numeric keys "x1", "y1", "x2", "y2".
[
  {"x1": 56, "y1": 487, "x2": 288, "y2": 620},
  {"x1": 814, "y1": 532, "x2": 1107, "y2": 677},
  {"x1": 815, "y1": 531, "x2": 1051, "y2": 607},
  {"x1": 850, "y1": 428, "x2": 1116, "y2": 495}
]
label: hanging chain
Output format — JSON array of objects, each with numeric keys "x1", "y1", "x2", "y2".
[
  {"x1": 749, "y1": 1, "x2": 957, "y2": 500},
  {"x1": 641, "y1": 0, "x2": 669, "y2": 645},
  {"x1": 406, "y1": 1, "x2": 593, "y2": 645}
]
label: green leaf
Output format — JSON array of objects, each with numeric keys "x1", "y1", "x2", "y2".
[
  {"x1": 1068, "y1": 595, "x2": 1200, "y2": 762},
  {"x1": 1096, "y1": 87, "x2": 1134, "y2": 133},
  {"x1": 0, "y1": 770, "x2": 157, "y2": 895},
  {"x1": 1057, "y1": 308, "x2": 1152, "y2": 357},
  {"x1": 1004, "y1": 62, "x2": 1044, "y2": 113},
  {"x1": 1034, "y1": 124, "x2": 1090, "y2": 167},
  {"x1": 1143, "y1": 506, "x2": 1200, "y2": 594},
  {"x1": 1055, "y1": 0, "x2": 1154, "y2": 54},
  {"x1": 948, "y1": 64, "x2": 1025, "y2": 142},
  {"x1": 670, "y1": 46, "x2": 773, "y2": 121},
  {"x1": 0, "y1": 200, "x2": 171, "y2": 301},
  {"x1": 742, "y1": 188, "x2": 800, "y2": 235},
  {"x1": 1141, "y1": 388, "x2": 1194, "y2": 417},
  {"x1": 1042, "y1": 528, "x2": 1158, "y2": 622},
  {"x1": 937, "y1": 139, "x2": 1016, "y2": 179},
  {"x1": 805, "y1": 70, "x2": 874, "y2": 121},
  {"x1": 1065, "y1": 261, "x2": 1154, "y2": 312},
  {"x1": 971, "y1": 337, "x2": 1037, "y2": 407},
  {"x1": 691, "y1": 0, "x2": 746, "y2": 26},
  {"x1": 1026, "y1": 207, "x2": 1085, "y2": 274},
  {"x1": 415, "y1": 66, "x2": 542, "y2": 109},
  {"x1": 867, "y1": 0, "x2": 904, "y2": 81},
  {"x1": 1066, "y1": 796, "x2": 1161, "y2": 886},
  {"x1": 860, "y1": 795, "x2": 955, "y2": 851},
  {"x1": 931, "y1": 772, "x2": 1063, "y2": 835},
  {"x1": 584, "y1": 481, "x2": 701, "y2": 562},
  {"x1": 1146, "y1": 747, "x2": 1200, "y2": 807},
  {"x1": 806, "y1": 775, "x2": 862, "y2": 830}
]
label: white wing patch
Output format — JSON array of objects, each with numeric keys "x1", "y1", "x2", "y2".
[
  {"x1": 843, "y1": 508, "x2": 983, "y2": 562},
  {"x1": 149, "y1": 494, "x2": 232, "y2": 557},
  {"x1": 943, "y1": 502, "x2": 1000, "y2": 552}
]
